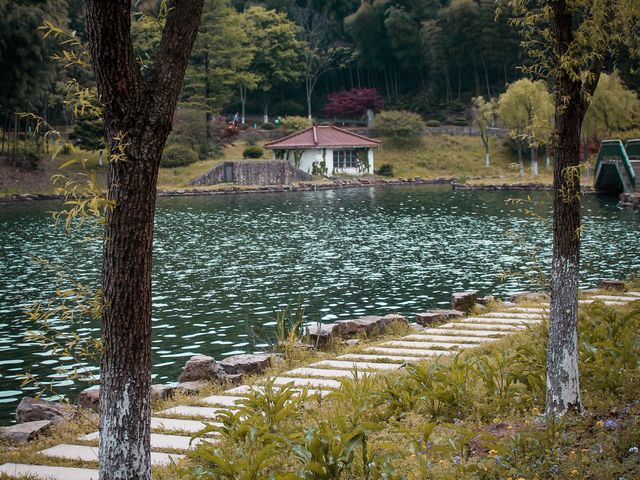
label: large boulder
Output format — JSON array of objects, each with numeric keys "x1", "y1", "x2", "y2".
[
  {"x1": 416, "y1": 309, "x2": 465, "y2": 326},
  {"x1": 452, "y1": 291, "x2": 478, "y2": 312},
  {"x1": 151, "y1": 385, "x2": 175, "y2": 401},
  {"x1": 78, "y1": 388, "x2": 100, "y2": 412},
  {"x1": 15, "y1": 397, "x2": 75, "y2": 424},
  {"x1": 219, "y1": 354, "x2": 275, "y2": 376},
  {"x1": 336, "y1": 314, "x2": 408, "y2": 337},
  {"x1": 0, "y1": 420, "x2": 52, "y2": 444},
  {"x1": 307, "y1": 323, "x2": 340, "y2": 346},
  {"x1": 600, "y1": 279, "x2": 625, "y2": 291},
  {"x1": 178, "y1": 355, "x2": 227, "y2": 383}
]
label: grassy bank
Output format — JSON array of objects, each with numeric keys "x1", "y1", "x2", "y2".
[{"x1": 0, "y1": 134, "x2": 555, "y2": 198}]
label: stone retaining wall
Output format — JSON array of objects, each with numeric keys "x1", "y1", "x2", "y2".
[{"x1": 190, "y1": 160, "x2": 314, "y2": 186}]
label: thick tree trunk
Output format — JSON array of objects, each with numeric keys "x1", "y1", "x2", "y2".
[
  {"x1": 85, "y1": 2, "x2": 203, "y2": 479},
  {"x1": 546, "y1": 0, "x2": 601, "y2": 416}
]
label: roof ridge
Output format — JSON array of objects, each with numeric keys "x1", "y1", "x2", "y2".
[{"x1": 264, "y1": 126, "x2": 314, "y2": 148}]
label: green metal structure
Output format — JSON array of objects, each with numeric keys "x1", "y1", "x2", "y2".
[{"x1": 593, "y1": 139, "x2": 640, "y2": 194}]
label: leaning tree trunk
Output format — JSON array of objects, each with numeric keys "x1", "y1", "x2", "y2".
[{"x1": 85, "y1": 2, "x2": 203, "y2": 479}]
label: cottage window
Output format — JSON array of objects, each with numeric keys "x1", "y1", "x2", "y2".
[{"x1": 334, "y1": 149, "x2": 360, "y2": 169}]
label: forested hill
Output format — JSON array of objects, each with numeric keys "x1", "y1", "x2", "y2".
[{"x1": 1, "y1": 0, "x2": 639, "y2": 128}]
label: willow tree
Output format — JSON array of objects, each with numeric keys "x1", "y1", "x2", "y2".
[
  {"x1": 472, "y1": 96, "x2": 496, "y2": 167},
  {"x1": 501, "y1": 0, "x2": 640, "y2": 415},
  {"x1": 85, "y1": 1, "x2": 203, "y2": 478}
]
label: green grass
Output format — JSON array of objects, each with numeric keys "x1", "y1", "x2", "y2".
[{"x1": 376, "y1": 134, "x2": 555, "y2": 185}]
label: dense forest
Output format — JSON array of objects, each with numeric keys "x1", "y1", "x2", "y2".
[{"x1": 1, "y1": 0, "x2": 639, "y2": 135}]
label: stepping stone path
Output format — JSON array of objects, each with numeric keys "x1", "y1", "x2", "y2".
[{"x1": 2, "y1": 292, "x2": 638, "y2": 479}]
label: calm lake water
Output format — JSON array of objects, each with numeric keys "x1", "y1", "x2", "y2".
[{"x1": 0, "y1": 185, "x2": 639, "y2": 423}]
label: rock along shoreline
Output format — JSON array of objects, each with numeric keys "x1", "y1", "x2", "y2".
[{"x1": 2, "y1": 176, "x2": 610, "y2": 204}]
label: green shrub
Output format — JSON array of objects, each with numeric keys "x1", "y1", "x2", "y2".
[
  {"x1": 243, "y1": 146, "x2": 264, "y2": 159},
  {"x1": 160, "y1": 144, "x2": 198, "y2": 168},
  {"x1": 280, "y1": 116, "x2": 311, "y2": 131},
  {"x1": 261, "y1": 122, "x2": 275, "y2": 130},
  {"x1": 426, "y1": 119, "x2": 441, "y2": 127},
  {"x1": 374, "y1": 110, "x2": 426, "y2": 138},
  {"x1": 376, "y1": 164, "x2": 394, "y2": 177},
  {"x1": 453, "y1": 117, "x2": 469, "y2": 126},
  {"x1": 243, "y1": 130, "x2": 260, "y2": 146}
]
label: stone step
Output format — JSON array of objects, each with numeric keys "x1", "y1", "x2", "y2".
[
  {"x1": 403, "y1": 334, "x2": 494, "y2": 344},
  {"x1": 579, "y1": 299, "x2": 626, "y2": 305},
  {"x1": 151, "y1": 416, "x2": 220, "y2": 434},
  {"x1": 0, "y1": 463, "x2": 99, "y2": 480},
  {"x1": 364, "y1": 347, "x2": 455, "y2": 357},
  {"x1": 39, "y1": 444, "x2": 184, "y2": 466},
  {"x1": 284, "y1": 367, "x2": 370, "y2": 379},
  {"x1": 460, "y1": 317, "x2": 539, "y2": 326},
  {"x1": 420, "y1": 328, "x2": 511, "y2": 337},
  {"x1": 156, "y1": 405, "x2": 235, "y2": 420},
  {"x1": 79, "y1": 432, "x2": 215, "y2": 451},
  {"x1": 482, "y1": 312, "x2": 544, "y2": 319},
  {"x1": 336, "y1": 353, "x2": 421, "y2": 363},
  {"x1": 588, "y1": 295, "x2": 636, "y2": 302},
  {"x1": 310, "y1": 360, "x2": 402, "y2": 371},
  {"x1": 381, "y1": 340, "x2": 461, "y2": 350},
  {"x1": 224, "y1": 384, "x2": 331, "y2": 397},
  {"x1": 442, "y1": 322, "x2": 524, "y2": 331},
  {"x1": 270, "y1": 376, "x2": 342, "y2": 389},
  {"x1": 624, "y1": 292, "x2": 640, "y2": 297},
  {"x1": 200, "y1": 395, "x2": 246, "y2": 407},
  {"x1": 504, "y1": 307, "x2": 548, "y2": 312}
]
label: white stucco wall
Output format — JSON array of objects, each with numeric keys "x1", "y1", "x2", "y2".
[{"x1": 273, "y1": 148, "x2": 375, "y2": 176}]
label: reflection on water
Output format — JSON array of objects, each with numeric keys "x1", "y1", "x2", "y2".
[{"x1": 0, "y1": 185, "x2": 638, "y2": 423}]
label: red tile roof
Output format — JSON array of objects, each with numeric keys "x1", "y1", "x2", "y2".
[{"x1": 264, "y1": 125, "x2": 381, "y2": 149}]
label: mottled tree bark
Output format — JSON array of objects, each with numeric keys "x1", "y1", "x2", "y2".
[
  {"x1": 546, "y1": 0, "x2": 602, "y2": 416},
  {"x1": 85, "y1": 2, "x2": 203, "y2": 479}
]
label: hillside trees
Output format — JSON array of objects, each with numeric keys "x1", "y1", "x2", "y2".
[
  {"x1": 243, "y1": 6, "x2": 304, "y2": 123},
  {"x1": 502, "y1": 0, "x2": 640, "y2": 416},
  {"x1": 472, "y1": 96, "x2": 496, "y2": 166},
  {"x1": 498, "y1": 79, "x2": 553, "y2": 176},
  {"x1": 84, "y1": 2, "x2": 203, "y2": 479}
]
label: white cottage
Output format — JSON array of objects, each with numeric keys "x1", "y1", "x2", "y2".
[{"x1": 264, "y1": 125, "x2": 381, "y2": 176}]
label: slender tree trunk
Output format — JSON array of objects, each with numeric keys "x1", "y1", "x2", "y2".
[
  {"x1": 85, "y1": 2, "x2": 203, "y2": 479},
  {"x1": 240, "y1": 85, "x2": 247, "y2": 125},
  {"x1": 518, "y1": 142, "x2": 524, "y2": 176},
  {"x1": 484, "y1": 138, "x2": 490, "y2": 167},
  {"x1": 531, "y1": 147, "x2": 538, "y2": 176}
]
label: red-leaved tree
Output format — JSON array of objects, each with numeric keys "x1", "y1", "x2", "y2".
[{"x1": 322, "y1": 88, "x2": 384, "y2": 118}]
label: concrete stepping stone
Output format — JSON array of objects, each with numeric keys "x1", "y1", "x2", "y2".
[
  {"x1": 504, "y1": 307, "x2": 548, "y2": 312},
  {"x1": 460, "y1": 317, "x2": 539, "y2": 326},
  {"x1": 588, "y1": 295, "x2": 635, "y2": 302},
  {"x1": 420, "y1": 328, "x2": 510, "y2": 337},
  {"x1": 310, "y1": 360, "x2": 402, "y2": 371},
  {"x1": 224, "y1": 385, "x2": 331, "y2": 397},
  {"x1": 336, "y1": 353, "x2": 421, "y2": 363},
  {"x1": 482, "y1": 312, "x2": 544, "y2": 319},
  {"x1": 270, "y1": 376, "x2": 341, "y2": 389},
  {"x1": 39, "y1": 444, "x2": 184, "y2": 466},
  {"x1": 151, "y1": 416, "x2": 220, "y2": 434},
  {"x1": 0, "y1": 463, "x2": 99, "y2": 480},
  {"x1": 157, "y1": 405, "x2": 235, "y2": 420},
  {"x1": 624, "y1": 292, "x2": 640, "y2": 297},
  {"x1": 284, "y1": 368, "x2": 368, "y2": 379},
  {"x1": 79, "y1": 432, "x2": 213, "y2": 451},
  {"x1": 578, "y1": 299, "x2": 625, "y2": 305},
  {"x1": 381, "y1": 340, "x2": 461, "y2": 349},
  {"x1": 364, "y1": 347, "x2": 455, "y2": 357},
  {"x1": 403, "y1": 334, "x2": 493, "y2": 343},
  {"x1": 442, "y1": 322, "x2": 524, "y2": 331},
  {"x1": 200, "y1": 395, "x2": 246, "y2": 407}
]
